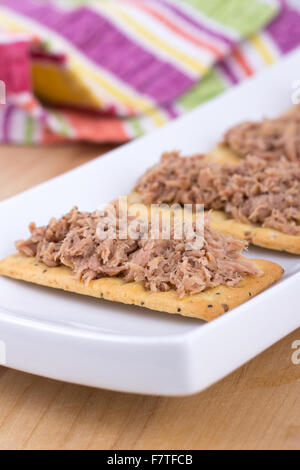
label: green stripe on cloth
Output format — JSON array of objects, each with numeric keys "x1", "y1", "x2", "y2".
[
  {"x1": 25, "y1": 115, "x2": 34, "y2": 144},
  {"x1": 182, "y1": 0, "x2": 279, "y2": 36},
  {"x1": 178, "y1": 68, "x2": 225, "y2": 110},
  {"x1": 127, "y1": 115, "x2": 144, "y2": 137},
  {"x1": 51, "y1": 111, "x2": 72, "y2": 137}
]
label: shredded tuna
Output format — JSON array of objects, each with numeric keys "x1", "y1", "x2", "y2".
[
  {"x1": 223, "y1": 108, "x2": 300, "y2": 161},
  {"x1": 135, "y1": 151, "x2": 225, "y2": 207},
  {"x1": 15, "y1": 206, "x2": 261, "y2": 297},
  {"x1": 124, "y1": 225, "x2": 260, "y2": 297},
  {"x1": 135, "y1": 152, "x2": 300, "y2": 235}
]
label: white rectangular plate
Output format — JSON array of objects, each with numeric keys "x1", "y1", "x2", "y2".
[{"x1": 0, "y1": 49, "x2": 300, "y2": 396}]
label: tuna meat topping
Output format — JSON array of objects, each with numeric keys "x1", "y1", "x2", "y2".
[
  {"x1": 135, "y1": 152, "x2": 300, "y2": 235},
  {"x1": 223, "y1": 109, "x2": 300, "y2": 161},
  {"x1": 16, "y1": 205, "x2": 261, "y2": 297}
]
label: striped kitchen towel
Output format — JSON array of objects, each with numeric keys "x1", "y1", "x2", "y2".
[{"x1": 0, "y1": 0, "x2": 295, "y2": 144}]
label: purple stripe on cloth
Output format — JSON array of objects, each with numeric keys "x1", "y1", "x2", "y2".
[
  {"x1": 2, "y1": 0, "x2": 196, "y2": 105},
  {"x1": 163, "y1": 102, "x2": 179, "y2": 119},
  {"x1": 266, "y1": 0, "x2": 300, "y2": 54},
  {"x1": 217, "y1": 60, "x2": 239, "y2": 84},
  {"x1": 2, "y1": 104, "x2": 14, "y2": 142},
  {"x1": 152, "y1": 0, "x2": 234, "y2": 46}
]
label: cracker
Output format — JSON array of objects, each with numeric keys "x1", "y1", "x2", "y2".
[
  {"x1": 129, "y1": 189, "x2": 300, "y2": 254},
  {"x1": 130, "y1": 140, "x2": 300, "y2": 254},
  {"x1": 218, "y1": 105, "x2": 300, "y2": 162},
  {"x1": 207, "y1": 144, "x2": 241, "y2": 164},
  {"x1": 208, "y1": 210, "x2": 300, "y2": 254},
  {"x1": 0, "y1": 253, "x2": 283, "y2": 322},
  {"x1": 207, "y1": 146, "x2": 300, "y2": 254}
]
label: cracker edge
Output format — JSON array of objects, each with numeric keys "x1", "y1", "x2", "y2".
[
  {"x1": 0, "y1": 253, "x2": 283, "y2": 322},
  {"x1": 130, "y1": 142, "x2": 300, "y2": 254},
  {"x1": 207, "y1": 145, "x2": 300, "y2": 254}
]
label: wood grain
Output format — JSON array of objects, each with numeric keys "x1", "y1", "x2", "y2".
[{"x1": 0, "y1": 144, "x2": 299, "y2": 450}]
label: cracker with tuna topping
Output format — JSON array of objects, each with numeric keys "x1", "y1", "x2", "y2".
[
  {"x1": 220, "y1": 106, "x2": 300, "y2": 162},
  {"x1": 0, "y1": 203, "x2": 283, "y2": 322},
  {"x1": 132, "y1": 150, "x2": 300, "y2": 254},
  {"x1": 207, "y1": 146, "x2": 300, "y2": 254},
  {"x1": 0, "y1": 253, "x2": 283, "y2": 322}
]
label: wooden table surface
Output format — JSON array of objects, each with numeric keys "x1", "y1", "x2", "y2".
[{"x1": 0, "y1": 143, "x2": 299, "y2": 450}]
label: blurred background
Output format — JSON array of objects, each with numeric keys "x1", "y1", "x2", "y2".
[
  {"x1": 1, "y1": 0, "x2": 300, "y2": 146},
  {"x1": 0, "y1": 0, "x2": 300, "y2": 198}
]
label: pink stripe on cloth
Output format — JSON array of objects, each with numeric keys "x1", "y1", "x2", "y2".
[
  {"x1": 0, "y1": 41, "x2": 32, "y2": 93},
  {"x1": 30, "y1": 49, "x2": 67, "y2": 66}
]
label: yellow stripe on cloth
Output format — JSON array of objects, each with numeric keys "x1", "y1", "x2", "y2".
[
  {"x1": 72, "y1": 61, "x2": 167, "y2": 125},
  {"x1": 32, "y1": 62, "x2": 102, "y2": 109},
  {"x1": 249, "y1": 33, "x2": 275, "y2": 65},
  {"x1": 0, "y1": 10, "x2": 167, "y2": 126},
  {"x1": 105, "y1": 4, "x2": 207, "y2": 75}
]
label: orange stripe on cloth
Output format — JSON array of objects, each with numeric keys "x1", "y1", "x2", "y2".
[
  {"x1": 63, "y1": 110, "x2": 129, "y2": 143},
  {"x1": 42, "y1": 126, "x2": 67, "y2": 144},
  {"x1": 232, "y1": 47, "x2": 253, "y2": 76},
  {"x1": 126, "y1": 0, "x2": 223, "y2": 58}
]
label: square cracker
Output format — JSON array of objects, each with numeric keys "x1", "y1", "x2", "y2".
[
  {"x1": 129, "y1": 187, "x2": 300, "y2": 255},
  {"x1": 206, "y1": 146, "x2": 300, "y2": 254},
  {"x1": 130, "y1": 138, "x2": 300, "y2": 255},
  {"x1": 0, "y1": 253, "x2": 283, "y2": 322}
]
